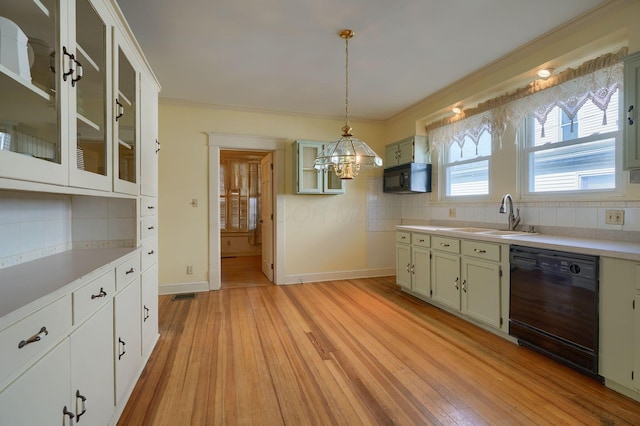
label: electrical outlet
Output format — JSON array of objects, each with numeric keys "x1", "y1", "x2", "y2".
[
  {"x1": 605, "y1": 209, "x2": 625, "y2": 225},
  {"x1": 187, "y1": 265, "x2": 194, "y2": 275},
  {"x1": 449, "y1": 208, "x2": 456, "y2": 218}
]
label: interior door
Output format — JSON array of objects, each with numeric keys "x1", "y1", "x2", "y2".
[{"x1": 260, "y1": 153, "x2": 274, "y2": 281}]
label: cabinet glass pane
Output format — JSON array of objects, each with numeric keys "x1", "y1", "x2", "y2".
[
  {"x1": 75, "y1": 0, "x2": 106, "y2": 175},
  {"x1": 117, "y1": 48, "x2": 136, "y2": 183},
  {"x1": 326, "y1": 170, "x2": 342, "y2": 190},
  {"x1": 0, "y1": 0, "x2": 60, "y2": 163}
]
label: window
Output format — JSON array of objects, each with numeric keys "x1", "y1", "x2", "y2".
[
  {"x1": 443, "y1": 128, "x2": 492, "y2": 197},
  {"x1": 522, "y1": 88, "x2": 620, "y2": 195}
]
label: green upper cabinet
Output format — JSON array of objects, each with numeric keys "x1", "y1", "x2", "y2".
[
  {"x1": 624, "y1": 51, "x2": 640, "y2": 170},
  {"x1": 293, "y1": 140, "x2": 345, "y2": 194},
  {"x1": 385, "y1": 135, "x2": 429, "y2": 168}
]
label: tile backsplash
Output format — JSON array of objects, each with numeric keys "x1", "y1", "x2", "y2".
[
  {"x1": 0, "y1": 191, "x2": 136, "y2": 269},
  {"x1": 366, "y1": 177, "x2": 640, "y2": 242}
]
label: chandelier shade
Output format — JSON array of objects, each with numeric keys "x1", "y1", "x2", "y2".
[{"x1": 314, "y1": 29, "x2": 382, "y2": 180}]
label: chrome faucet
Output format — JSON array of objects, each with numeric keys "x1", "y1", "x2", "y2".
[{"x1": 499, "y1": 193, "x2": 521, "y2": 231}]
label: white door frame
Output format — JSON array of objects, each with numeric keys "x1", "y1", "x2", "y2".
[{"x1": 207, "y1": 133, "x2": 286, "y2": 290}]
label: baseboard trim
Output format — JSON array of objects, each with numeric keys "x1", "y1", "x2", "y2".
[
  {"x1": 159, "y1": 281, "x2": 209, "y2": 295},
  {"x1": 283, "y1": 268, "x2": 395, "y2": 285}
]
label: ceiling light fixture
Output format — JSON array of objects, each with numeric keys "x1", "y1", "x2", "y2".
[
  {"x1": 537, "y1": 68, "x2": 554, "y2": 79},
  {"x1": 314, "y1": 29, "x2": 382, "y2": 180}
]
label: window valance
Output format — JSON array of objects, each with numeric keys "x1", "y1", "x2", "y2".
[{"x1": 426, "y1": 47, "x2": 627, "y2": 152}]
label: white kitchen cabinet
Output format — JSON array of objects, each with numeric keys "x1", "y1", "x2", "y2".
[
  {"x1": 293, "y1": 140, "x2": 345, "y2": 194},
  {"x1": 114, "y1": 277, "x2": 142, "y2": 406},
  {"x1": 384, "y1": 135, "x2": 428, "y2": 168},
  {"x1": 0, "y1": 340, "x2": 72, "y2": 425},
  {"x1": 142, "y1": 264, "x2": 159, "y2": 358},
  {"x1": 432, "y1": 250, "x2": 461, "y2": 310},
  {"x1": 0, "y1": 0, "x2": 68, "y2": 186},
  {"x1": 599, "y1": 257, "x2": 637, "y2": 391},
  {"x1": 140, "y1": 71, "x2": 160, "y2": 197},
  {"x1": 624, "y1": 51, "x2": 640, "y2": 170},
  {"x1": 68, "y1": 0, "x2": 114, "y2": 191},
  {"x1": 69, "y1": 300, "x2": 115, "y2": 424},
  {"x1": 461, "y1": 257, "x2": 501, "y2": 329},
  {"x1": 395, "y1": 232, "x2": 431, "y2": 298},
  {"x1": 113, "y1": 35, "x2": 140, "y2": 195}
]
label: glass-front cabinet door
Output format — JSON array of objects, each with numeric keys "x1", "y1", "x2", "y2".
[
  {"x1": 0, "y1": 0, "x2": 67, "y2": 185},
  {"x1": 69, "y1": 0, "x2": 111, "y2": 191},
  {"x1": 113, "y1": 38, "x2": 138, "y2": 194}
]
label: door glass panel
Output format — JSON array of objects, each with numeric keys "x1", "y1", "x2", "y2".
[
  {"x1": 117, "y1": 48, "x2": 136, "y2": 183},
  {"x1": 75, "y1": 0, "x2": 106, "y2": 175},
  {"x1": 0, "y1": 0, "x2": 60, "y2": 163}
]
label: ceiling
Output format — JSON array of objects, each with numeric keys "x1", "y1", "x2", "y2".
[{"x1": 117, "y1": 0, "x2": 609, "y2": 121}]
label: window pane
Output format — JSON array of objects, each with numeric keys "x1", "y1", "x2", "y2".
[
  {"x1": 447, "y1": 131, "x2": 491, "y2": 162},
  {"x1": 446, "y1": 160, "x2": 489, "y2": 196},
  {"x1": 529, "y1": 139, "x2": 615, "y2": 192}
]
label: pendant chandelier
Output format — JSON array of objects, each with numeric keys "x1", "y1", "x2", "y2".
[{"x1": 314, "y1": 29, "x2": 383, "y2": 180}]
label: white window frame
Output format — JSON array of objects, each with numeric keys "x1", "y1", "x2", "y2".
[
  {"x1": 441, "y1": 128, "x2": 492, "y2": 201},
  {"x1": 518, "y1": 93, "x2": 623, "y2": 200}
]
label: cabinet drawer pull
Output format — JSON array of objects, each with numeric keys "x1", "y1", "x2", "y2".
[
  {"x1": 155, "y1": 139, "x2": 161, "y2": 154},
  {"x1": 71, "y1": 58, "x2": 83, "y2": 87},
  {"x1": 63, "y1": 406, "x2": 75, "y2": 423},
  {"x1": 125, "y1": 267, "x2": 135, "y2": 275},
  {"x1": 147, "y1": 226, "x2": 155, "y2": 230},
  {"x1": 628, "y1": 105, "x2": 635, "y2": 125},
  {"x1": 454, "y1": 277, "x2": 459, "y2": 290},
  {"x1": 75, "y1": 390, "x2": 87, "y2": 420},
  {"x1": 417, "y1": 239, "x2": 425, "y2": 242},
  {"x1": 118, "y1": 338, "x2": 126, "y2": 360},
  {"x1": 18, "y1": 326, "x2": 48, "y2": 349},
  {"x1": 473, "y1": 248, "x2": 487, "y2": 254},
  {"x1": 440, "y1": 243, "x2": 450, "y2": 247},
  {"x1": 115, "y1": 99, "x2": 124, "y2": 121},
  {"x1": 147, "y1": 205, "x2": 156, "y2": 210},
  {"x1": 400, "y1": 236, "x2": 407, "y2": 240},
  {"x1": 144, "y1": 305, "x2": 150, "y2": 322},
  {"x1": 148, "y1": 250, "x2": 155, "y2": 255},
  {"x1": 462, "y1": 279, "x2": 467, "y2": 293},
  {"x1": 91, "y1": 287, "x2": 107, "y2": 299}
]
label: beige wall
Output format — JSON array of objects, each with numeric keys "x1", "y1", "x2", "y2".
[
  {"x1": 158, "y1": 102, "x2": 387, "y2": 289},
  {"x1": 158, "y1": 0, "x2": 640, "y2": 290}
]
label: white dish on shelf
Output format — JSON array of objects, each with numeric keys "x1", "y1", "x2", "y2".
[{"x1": 0, "y1": 16, "x2": 31, "y2": 81}]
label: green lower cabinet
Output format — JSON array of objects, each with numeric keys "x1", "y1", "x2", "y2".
[
  {"x1": 431, "y1": 251, "x2": 461, "y2": 311},
  {"x1": 461, "y1": 258, "x2": 501, "y2": 329}
]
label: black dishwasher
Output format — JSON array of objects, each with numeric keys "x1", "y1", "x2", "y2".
[{"x1": 509, "y1": 245, "x2": 601, "y2": 379}]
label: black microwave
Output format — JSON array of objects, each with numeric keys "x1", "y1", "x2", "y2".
[{"x1": 383, "y1": 163, "x2": 432, "y2": 193}]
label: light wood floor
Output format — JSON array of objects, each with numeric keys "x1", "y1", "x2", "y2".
[
  {"x1": 119, "y1": 277, "x2": 640, "y2": 425},
  {"x1": 221, "y1": 255, "x2": 272, "y2": 289}
]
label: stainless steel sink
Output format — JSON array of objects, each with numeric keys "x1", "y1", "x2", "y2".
[{"x1": 445, "y1": 227, "x2": 538, "y2": 238}]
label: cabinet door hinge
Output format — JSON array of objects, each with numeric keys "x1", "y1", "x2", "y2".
[
  {"x1": 270, "y1": 163, "x2": 274, "y2": 170},
  {"x1": 633, "y1": 371, "x2": 635, "y2": 381},
  {"x1": 499, "y1": 269, "x2": 503, "y2": 277},
  {"x1": 634, "y1": 300, "x2": 636, "y2": 310},
  {"x1": 500, "y1": 317, "x2": 503, "y2": 326},
  {"x1": 429, "y1": 289, "x2": 433, "y2": 297},
  {"x1": 429, "y1": 253, "x2": 432, "y2": 259},
  {"x1": 271, "y1": 263, "x2": 274, "y2": 270},
  {"x1": 271, "y1": 213, "x2": 274, "y2": 220}
]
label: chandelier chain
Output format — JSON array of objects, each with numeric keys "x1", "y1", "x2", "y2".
[{"x1": 344, "y1": 35, "x2": 350, "y2": 129}]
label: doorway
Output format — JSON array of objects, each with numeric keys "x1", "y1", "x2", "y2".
[
  {"x1": 219, "y1": 150, "x2": 273, "y2": 288},
  {"x1": 207, "y1": 133, "x2": 286, "y2": 291}
]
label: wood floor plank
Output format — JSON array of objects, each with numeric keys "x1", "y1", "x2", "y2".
[{"x1": 119, "y1": 277, "x2": 640, "y2": 425}]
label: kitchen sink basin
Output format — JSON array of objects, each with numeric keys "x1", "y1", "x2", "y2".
[
  {"x1": 479, "y1": 230, "x2": 534, "y2": 236},
  {"x1": 448, "y1": 227, "x2": 494, "y2": 233}
]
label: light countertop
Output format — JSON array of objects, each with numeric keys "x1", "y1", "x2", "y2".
[{"x1": 396, "y1": 225, "x2": 640, "y2": 262}]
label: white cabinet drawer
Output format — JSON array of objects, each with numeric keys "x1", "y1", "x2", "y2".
[
  {"x1": 432, "y1": 236, "x2": 460, "y2": 254},
  {"x1": 462, "y1": 240, "x2": 501, "y2": 262},
  {"x1": 412, "y1": 233, "x2": 430, "y2": 248},
  {"x1": 141, "y1": 215, "x2": 158, "y2": 240},
  {"x1": 73, "y1": 270, "x2": 116, "y2": 326},
  {"x1": 116, "y1": 253, "x2": 140, "y2": 291},
  {"x1": 0, "y1": 295, "x2": 71, "y2": 385},
  {"x1": 141, "y1": 197, "x2": 158, "y2": 216},
  {"x1": 396, "y1": 231, "x2": 411, "y2": 244},
  {"x1": 141, "y1": 235, "x2": 158, "y2": 271}
]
